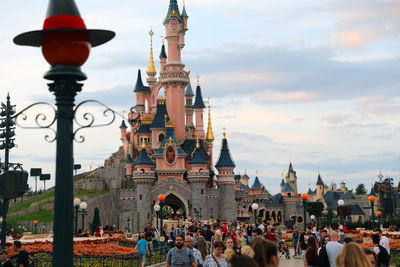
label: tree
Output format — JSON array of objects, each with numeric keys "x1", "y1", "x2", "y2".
[
  {"x1": 90, "y1": 207, "x2": 101, "y2": 235},
  {"x1": 306, "y1": 202, "x2": 324, "y2": 218},
  {"x1": 355, "y1": 184, "x2": 367, "y2": 195}
]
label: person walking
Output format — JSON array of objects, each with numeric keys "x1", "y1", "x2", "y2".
[
  {"x1": 185, "y1": 236, "x2": 204, "y2": 267},
  {"x1": 372, "y1": 233, "x2": 390, "y2": 267},
  {"x1": 204, "y1": 240, "x2": 230, "y2": 267},
  {"x1": 134, "y1": 233, "x2": 150, "y2": 267},
  {"x1": 338, "y1": 221, "x2": 345, "y2": 243},
  {"x1": 13, "y1": 241, "x2": 29, "y2": 267},
  {"x1": 321, "y1": 230, "x2": 343, "y2": 267},
  {"x1": 292, "y1": 225, "x2": 299, "y2": 257},
  {"x1": 252, "y1": 239, "x2": 280, "y2": 267},
  {"x1": 334, "y1": 242, "x2": 371, "y2": 267},
  {"x1": 305, "y1": 236, "x2": 318, "y2": 267},
  {"x1": 165, "y1": 234, "x2": 197, "y2": 267},
  {"x1": 0, "y1": 250, "x2": 13, "y2": 267}
]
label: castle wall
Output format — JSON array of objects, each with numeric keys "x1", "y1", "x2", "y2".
[{"x1": 218, "y1": 184, "x2": 236, "y2": 221}]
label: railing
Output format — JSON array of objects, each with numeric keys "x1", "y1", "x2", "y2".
[{"x1": 8, "y1": 244, "x2": 168, "y2": 267}]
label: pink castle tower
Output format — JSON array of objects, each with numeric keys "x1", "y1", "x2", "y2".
[{"x1": 159, "y1": 0, "x2": 189, "y2": 141}]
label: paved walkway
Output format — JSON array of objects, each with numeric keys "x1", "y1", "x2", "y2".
[{"x1": 279, "y1": 248, "x2": 304, "y2": 267}]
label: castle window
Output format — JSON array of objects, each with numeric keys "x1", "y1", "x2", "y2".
[
  {"x1": 141, "y1": 169, "x2": 145, "y2": 173},
  {"x1": 159, "y1": 133, "x2": 165, "y2": 143},
  {"x1": 140, "y1": 194, "x2": 142, "y2": 200},
  {"x1": 287, "y1": 193, "x2": 291, "y2": 197},
  {"x1": 201, "y1": 189, "x2": 204, "y2": 195}
]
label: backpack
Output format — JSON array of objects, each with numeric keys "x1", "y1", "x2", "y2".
[
  {"x1": 377, "y1": 245, "x2": 390, "y2": 265},
  {"x1": 343, "y1": 226, "x2": 348, "y2": 233},
  {"x1": 317, "y1": 245, "x2": 331, "y2": 267}
]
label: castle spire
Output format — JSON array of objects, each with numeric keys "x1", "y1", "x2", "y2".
[
  {"x1": 215, "y1": 130, "x2": 235, "y2": 168},
  {"x1": 206, "y1": 98, "x2": 215, "y2": 141},
  {"x1": 164, "y1": 0, "x2": 183, "y2": 24},
  {"x1": 181, "y1": 0, "x2": 188, "y2": 17},
  {"x1": 146, "y1": 27, "x2": 156, "y2": 76}
]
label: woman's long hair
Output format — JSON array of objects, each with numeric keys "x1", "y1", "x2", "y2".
[
  {"x1": 334, "y1": 243, "x2": 372, "y2": 267},
  {"x1": 307, "y1": 235, "x2": 318, "y2": 253}
]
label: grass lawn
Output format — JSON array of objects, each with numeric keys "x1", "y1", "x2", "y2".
[
  {"x1": 7, "y1": 209, "x2": 54, "y2": 226},
  {"x1": 7, "y1": 189, "x2": 109, "y2": 226}
]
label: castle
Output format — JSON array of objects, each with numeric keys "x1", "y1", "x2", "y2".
[{"x1": 74, "y1": 0, "x2": 376, "y2": 232}]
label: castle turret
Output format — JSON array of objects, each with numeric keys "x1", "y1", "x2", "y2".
[
  {"x1": 133, "y1": 141, "x2": 155, "y2": 231},
  {"x1": 160, "y1": 0, "x2": 188, "y2": 140},
  {"x1": 188, "y1": 137, "x2": 209, "y2": 218},
  {"x1": 146, "y1": 27, "x2": 157, "y2": 87},
  {"x1": 126, "y1": 154, "x2": 134, "y2": 178},
  {"x1": 134, "y1": 69, "x2": 151, "y2": 113},
  {"x1": 205, "y1": 99, "x2": 215, "y2": 168},
  {"x1": 287, "y1": 162, "x2": 298, "y2": 194},
  {"x1": 242, "y1": 172, "x2": 249, "y2": 187},
  {"x1": 185, "y1": 70, "x2": 194, "y2": 127},
  {"x1": 251, "y1": 174, "x2": 262, "y2": 194},
  {"x1": 215, "y1": 130, "x2": 236, "y2": 221},
  {"x1": 120, "y1": 119, "x2": 127, "y2": 140},
  {"x1": 193, "y1": 76, "x2": 206, "y2": 138},
  {"x1": 316, "y1": 172, "x2": 324, "y2": 197},
  {"x1": 280, "y1": 179, "x2": 285, "y2": 190},
  {"x1": 159, "y1": 39, "x2": 167, "y2": 72},
  {"x1": 149, "y1": 98, "x2": 169, "y2": 149}
]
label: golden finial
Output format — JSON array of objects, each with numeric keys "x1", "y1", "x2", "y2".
[
  {"x1": 205, "y1": 97, "x2": 215, "y2": 141},
  {"x1": 195, "y1": 136, "x2": 200, "y2": 149},
  {"x1": 196, "y1": 73, "x2": 200, "y2": 86},
  {"x1": 142, "y1": 138, "x2": 146, "y2": 149},
  {"x1": 223, "y1": 127, "x2": 226, "y2": 138},
  {"x1": 256, "y1": 169, "x2": 258, "y2": 177},
  {"x1": 188, "y1": 69, "x2": 191, "y2": 76},
  {"x1": 122, "y1": 110, "x2": 126, "y2": 120},
  {"x1": 183, "y1": 0, "x2": 186, "y2": 8},
  {"x1": 281, "y1": 169, "x2": 285, "y2": 179},
  {"x1": 147, "y1": 26, "x2": 156, "y2": 76}
]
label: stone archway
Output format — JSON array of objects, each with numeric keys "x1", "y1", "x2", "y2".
[
  {"x1": 271, "y1": 210, "x2": 276, "y2": 223},
  {"x1": 155, "y1": 192, "x2": 189, "y2": 219}
]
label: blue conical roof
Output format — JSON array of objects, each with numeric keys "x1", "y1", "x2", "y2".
[
  {"x1": 251, "y1": 177, "x2": 262, "y2": 190},
  {"x1": 134, "y1": 69, "x2": 150, "y2": 93},
  {"x1": 193, "y1": 85, "x2": 206, "y2": 109},
  {"x1": 185, "y1": 80, "x2": 194, "y2": 96},
  {"x1": 190, "y1": 144, "x2": 207, "y2": 165},
  {"x1": 134, "y1": 149, "x2": 153, "y2": 165},
  {"x1": 215, "y1": 138, "x2": 235, "y2": 168},
  {"x1": 160, "y1": 44, "x2": 167, "y2": 59},
  {"x1": 150, "y1": 100, "x2": 169, "y2": 128},
  {"x1": 316, "y1": 173, "x2": 324, "y2": 186},
  {"x1": 126, "y1": 154, "x2": 134, "y2": 164},
  {"x1": 307, "y1": 187, "x2": 314, "y2": 195},
  {"x1": 282, "y1": 183, "x2": 295, "y2": 192},
  {"x1": 369, "y1": 187, "x2": 377, "y2": 196},
  {"x1": 164, "y1": 0, "x2": 183, "y2": 24},
  {"x1": 181, "y1": 5, "x2": 188, "y2": 17},
  {"x1": 280, "y1": 179, "x2": 285, "y2": 187},
  {"x1": 120, "y1": 120, "x2": 127, "y2": 129}
]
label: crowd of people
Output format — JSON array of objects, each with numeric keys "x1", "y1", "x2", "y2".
[{"x1": 137, "y1": 219, "x2": 394, "y2": 267}]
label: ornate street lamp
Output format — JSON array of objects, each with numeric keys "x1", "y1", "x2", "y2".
[
  {"x1": 73, "y1": 198, "x2": 81, "y2": 236},
  {"x1": 14, "y1": 0, "x2": 114, "y2": 265},
  {"x1": 154, "y1": 204, "x2": 161, "y2": 231},
  {"x1": 79, "y1": 201, "x2": 87, "y2": 232},
  {"x1": 33, "y1": 220, "x2": 38, "y2": 234},
  {"x1": 301, "y1": 193, "x2": 308, "y2": 230},
  {"x1": 338, "y1": 199, "x2": 344, "y2": 222},
  {"x1": 158, "y1": 194, "x2": 165, "y2": 236},
  {"x1": 369, "y1": 196, "x2": 376, "y2": 230},
  {"x1": 251, "y1": 203, "x2": 259, "y2": 226},
  {"x1": 377, "y1": 211, "x2": 382, "y2": 228}
]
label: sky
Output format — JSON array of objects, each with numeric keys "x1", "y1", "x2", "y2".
[{"x1": 0, "y1": 0, "x2": 399, "y2": 194}]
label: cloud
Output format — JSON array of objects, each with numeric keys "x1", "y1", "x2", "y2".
[
  {"x1": 322, "y1": 114, "x2": 349, "y2": 125},
  {"x1": 356, "y1": 96, "x2": 400, "y2": 115},
  {"x1": 331, "y1": 1, "x2": 400, "y2": 49},
  {"x1": 254, "y1": 91, "x2": 319, "y2": 104}
]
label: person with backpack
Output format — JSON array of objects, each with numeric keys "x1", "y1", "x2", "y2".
[
  {"x1": 165, "y1": 234, "x2": 196, "y2": 267},
  {"x1": 372, "y1": 233, "x2": 390, "y2": 267},
  {"x1": 318, "y1": 230, "x2": 342, "y2": 267},
  {"x1": 13, "y1": 241, "x2": 31, "y2": 267},
  {"x1": 134, "y1": 233, "x2": 150, "y2": 267},
  {"x1": 338, "y1": 221, "x2": 345, "y2": 243}
]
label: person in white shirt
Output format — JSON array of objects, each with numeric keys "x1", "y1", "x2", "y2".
[
  {"x1": 257, "y1": 223, "x2": 265, "y2": 232},
  {"x1": 185, "y1": 236, "x2": 204, "y2": 267},
  {"x1": 377, "y1": 229, "x2": 390, "y2": 255}
]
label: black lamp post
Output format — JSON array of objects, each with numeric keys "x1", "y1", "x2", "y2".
[
  {"x1": 158, "y1": 194, "x2": 166, "y2": 237},
  {"x1": 13, "y1": 1, "x2": 114, "y2": 265},
  {"x1": 251, "y1": 203, "x2": 259, "y2": 226},
  {"x1": 127, "y1": 218, "x2": 130, "y2": 233},
  {"x1": 79, "y1": 202, "x2": 87, "y2": 232},
  {"x1": 73, "y1": 198, "x2": 81, "y2": 236},
  {"x1": 154, "y1": 204, "x2": 161, "y2": 232},
  {"x1": 301, "y1": 193, "x2": 308, "y2": 230},
  {"x1": 369, "y1": 196, "x2": 376, "y2": 230}
]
